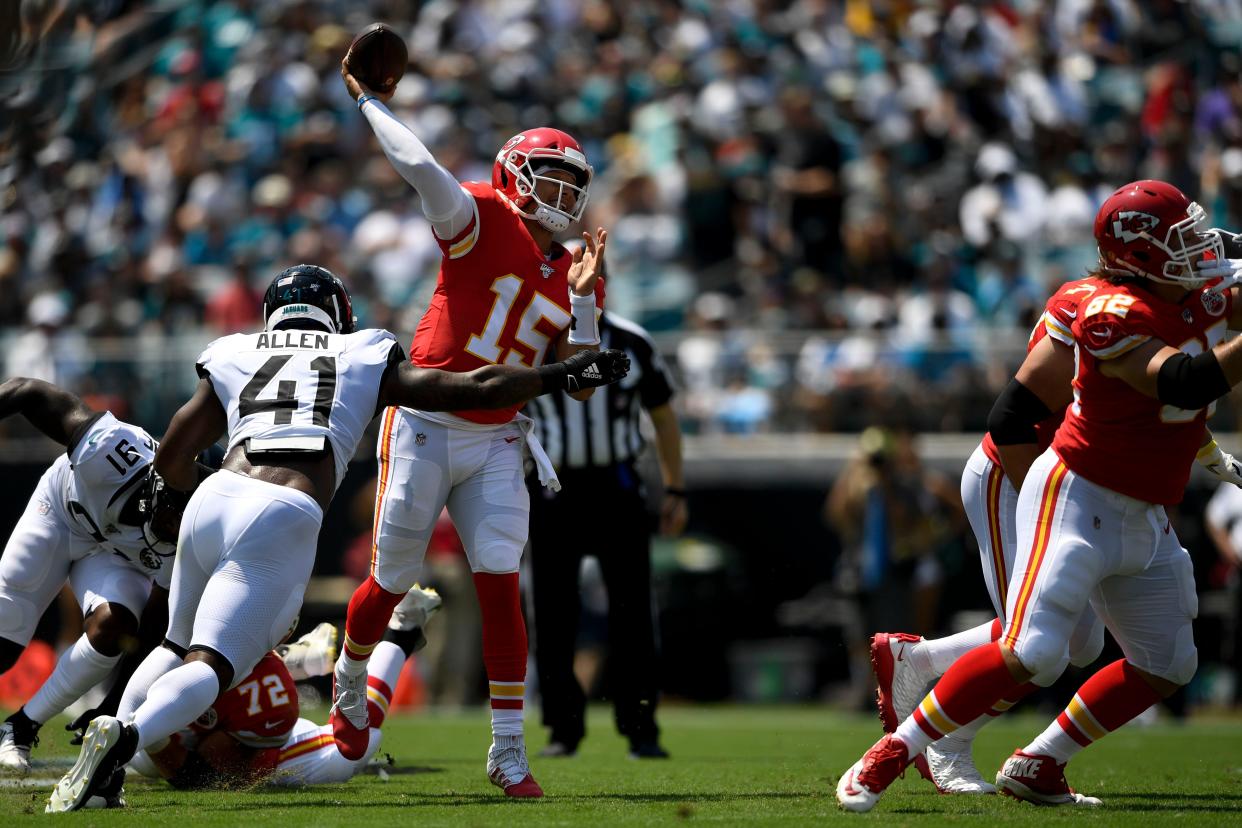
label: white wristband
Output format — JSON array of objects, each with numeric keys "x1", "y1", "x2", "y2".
[{"x1": 567, "y1": 291, "x2": 600, "y2": 345}]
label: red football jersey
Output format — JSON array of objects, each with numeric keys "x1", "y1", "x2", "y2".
[
  {"x1": 410, "y1": 181, "x2": 606, "y2": 424},
  {"x1": 1053, "y1": 280, "x2": 1232, "y2": 505},
  {"x1": 981, "y1": 277, "x2": 1105, "y2": 467},
  {"x1": 188, "y1": 652, "x2": 299, "y2": 753}
]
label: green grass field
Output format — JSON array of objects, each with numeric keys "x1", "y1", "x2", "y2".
[{"x1": 2, "y1": 705, "x2": 1239, "y2": 823}]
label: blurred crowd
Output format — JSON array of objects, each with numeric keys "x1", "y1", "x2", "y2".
[{"x1": 4, "y1": 0, "x2": 1242, "y2": 434}]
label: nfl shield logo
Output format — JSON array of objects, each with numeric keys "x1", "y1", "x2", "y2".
[
  {"x1": 416, "y1": 433, "x2": 427, "y2": 447},
  {"x1": 1183, "y1": 308, "x2": 1194, "y2": 324},
  {"x1": 540, "y1": 262, "x2": 555, "y2": 279},
  {"x1": 36, "y1": 500, "x2": 50, "y2": 516}
]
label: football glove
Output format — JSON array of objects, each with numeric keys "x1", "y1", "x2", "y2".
[
  {"x1": 65, "y1": 707, "x2": 110, "y2": 746},
  {"x1": 1196, "y1": 253, "x2": 1242, "y2": 291},
  {"x1": 1197, "y1": 439, "x2": 1242, "y2": 488},
  {"x1": 540, "y1": 348, "x2": 630, "y2": 394}
]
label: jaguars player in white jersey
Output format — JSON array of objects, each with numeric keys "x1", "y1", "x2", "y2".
[
  {"x1": 0, "y1": 380, "x2": 190, "y2": 773},
  {"x1": 48, "y1": 264, "x2": 630, "y2": 811}
]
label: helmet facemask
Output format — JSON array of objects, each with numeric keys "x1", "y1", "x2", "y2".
[
  {"x1": 1153, "y1": 202, "x2": 1227, "y2": 285},
  {"x1": 505, "y1": 148, "x2": 592, "y2": 233}
]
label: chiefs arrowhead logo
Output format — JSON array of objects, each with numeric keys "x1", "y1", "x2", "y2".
[
  {"x1": 1201, "y1": 289, "x2": 1226, "y2": 317},
  {"x1": 1112, "y1": 211, "x2": 1160, "y2": 243}
]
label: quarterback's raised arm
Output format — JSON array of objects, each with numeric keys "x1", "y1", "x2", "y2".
[
  {"x1": 154, "y1": 377, "x2": 228, "y2": 493},
  {"x1": 343, "y1": 61, "x2": 473, "y2": 240},
  {"x1": 379, "y1": 349, "x2": 630, "y2": 412},
  {"x1": 0, "y1": 377, "x2": 98, "y2": 447}
]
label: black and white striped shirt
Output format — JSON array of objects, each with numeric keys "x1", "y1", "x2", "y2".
[{"x1": 527, "y1": 313, "x2": 675, "y2": 471}]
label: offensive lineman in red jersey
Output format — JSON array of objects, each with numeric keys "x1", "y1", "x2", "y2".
[
  {"x1": 872, "y1": 275, "x2": 1242, "y2": 793},
  {"x1": 334, "y1": 62, "x2": 607, "y2": 796},
  {"x1": 839, "y1": 180, "x2": 1242, "y2": 811}
]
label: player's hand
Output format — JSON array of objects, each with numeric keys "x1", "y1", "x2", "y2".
[
  {"x1": 568, "y1": 227, "x2": 607, "y2": 297},
  {"x1": 660, "y1": 492, "x2": 688, "y2": 537},
  {"x1": 1198, "y1": 439, "x2": 1242, "y2": 488},
  {"x1": 65, "y1": 708, "x2": 108, "y2": 746},
  {"x1": 341, "y1": 57, "x2": 394, "y2": 104},
  {"x1": 561, "y1": 348, "x2": 629, "y2": 392},
  {"x1": 1196, "y1": 255, "x2": 1242, "y2": 290}
]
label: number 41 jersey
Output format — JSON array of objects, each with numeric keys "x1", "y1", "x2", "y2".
[
  {"x1": 197, "y1": 328, "x2": 401, "y2": 489},
  {"x1": 1053, "y1": 281, "x2": 1232, "y2": 506}
]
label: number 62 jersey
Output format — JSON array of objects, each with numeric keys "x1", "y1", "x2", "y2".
[
  {"x1": 1053, "y1": 280, "x2": 1233, "y2": 506},
  {"x1": 196, "y1": 328, "x2": 402, "y2": 490}
]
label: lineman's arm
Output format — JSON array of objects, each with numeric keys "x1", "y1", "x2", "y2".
[
  {"x1": 154, "y1": 378, "x2": 228, "y2": 493},
  {"x1": 378, "y1": 349, "x2": 630, "y2": 412},
  {"x1": 342, "y1": 64, "x2": 473, "y2": 240},
  {"x1": 148, "y1": 730, "x2": 265, "y2": 789},
  {"x1": 987, "y1": 336, "x2": 1074, "y2": 491},
  {"x1": 0, "y1": 377, "x2": 98, "y2": 446},
  {"x1": 1099, "y1": 333, "x2": 1242, "y2": 405}
]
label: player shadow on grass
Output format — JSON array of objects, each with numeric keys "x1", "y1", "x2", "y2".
[{"x1": 157, "y1": 790, "x2": 815, "y2": 810}]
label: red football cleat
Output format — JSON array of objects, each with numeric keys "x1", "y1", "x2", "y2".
[
  {"x1": 836, "y1": 733, "x2": 913, "y2": 812},
  {"x1": 871, "y1": 632, "x2": 935, "y2": 784},
  {"x1": 995, "y1": 750, "x2": 1102, "y2": 807}
]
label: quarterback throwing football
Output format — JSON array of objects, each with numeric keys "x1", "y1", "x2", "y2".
[{"x1": 335, "y1": 58, "x2": 607, "y2": 797}]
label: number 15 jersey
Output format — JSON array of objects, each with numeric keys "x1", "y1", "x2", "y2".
[
  {"x1": 410, "y1": 181, "x2": 606, "y2": 425},
  {"x1": 197, "y1": 328, "x2": 401, "y2": 489}
]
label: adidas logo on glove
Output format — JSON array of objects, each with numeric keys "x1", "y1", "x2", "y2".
[{"x1": 581, "y1": 364, "x2": 602, "y2": 380}]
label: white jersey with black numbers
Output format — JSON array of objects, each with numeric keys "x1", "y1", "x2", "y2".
[
  {"x1": 197, "y1": 328, "x2": 400, "y2": 489},
  {"x1": 53, "y1": 411, "x2": 176, "y2": 586}
]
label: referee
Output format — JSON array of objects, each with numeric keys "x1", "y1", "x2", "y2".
[{"x1": 526, "y1": 311, "x2": 686, "y2": 759}]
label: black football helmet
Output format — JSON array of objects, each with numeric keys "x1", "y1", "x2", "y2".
[{"x1": 262, "y1": 264, "x2": 356, "y2": 334}]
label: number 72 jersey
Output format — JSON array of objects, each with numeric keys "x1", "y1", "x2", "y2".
[
  {"x1": 196, "y1": 328, "x2": 401, "y2": 490},
  {"x1": 1053, "y1": 281, "x2": 1232, "y2": 506}
]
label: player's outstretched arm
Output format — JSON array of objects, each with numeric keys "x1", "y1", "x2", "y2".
[
  {"x1": 379, "y1": 349, "x2": 630, "y2": 412},
  {"x1": 154, "y1": 378, "x2": 228, "y2": 493},
  {"x1": 0, "y1": 376, "x2": 97, "y2": 446},
  {"x1": 988, "y1": 336, "x2": 1075, "y2": 491},
  {"x1": 1101, "y1": 332, "x2": 1242, "y2": 408},
  {"x1": 342, "y1": 61, "x2": 473, "y2": 239}
]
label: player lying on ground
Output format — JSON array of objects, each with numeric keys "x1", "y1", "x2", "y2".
[
  {"x1": 122, "y1": 589, "x2": 438, "y2": 798},
  {"x1": 870, "y1": 272, "x2": 1242, "y2": 793},
  {"x1": 839, "y1": 180, "x2": 1242, "y2": 811},
  {"x1": 46, "y1": 264, "x2": 629, "y2": 812},
  {"x1": 0, "y1": 379, "x2": 198, "y2": 773}
]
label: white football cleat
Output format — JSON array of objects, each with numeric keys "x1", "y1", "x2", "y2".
[
  {"x1": 389, "y1": 584, "x2": 443, "y2": 632},
  {"x1": 330, "y1": 659, "x2": 371, "y2": 761},
  {"x1": 46, "y1": 717, "x2": 137, "y2": 813},
  {"x1": 0, "y1": 720, "x2": 34, "y2": 774},
  {"x1": 925, "y1": 735, "x2": 997, "y2": 794},
  {"x1": 487, "y1": 734, "x2": 544, "y2": 798},
  {"x1": 995, "y1": 750, "x2": 1102, "y2": 807},
  {"x1": 279, "y1": 621, "x2": 339, "y2": 680}
]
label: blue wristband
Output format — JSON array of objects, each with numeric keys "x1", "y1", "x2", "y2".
[{"x1": 357, "y1": 93, "x2": 376, "y2": 110}]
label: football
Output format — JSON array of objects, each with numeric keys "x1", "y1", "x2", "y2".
[{"x1": 344, "y1": 23, "x2": 407, "y2": 95}]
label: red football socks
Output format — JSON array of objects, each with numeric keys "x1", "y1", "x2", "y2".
[
  {"x1": 895, "y1": 643, "x2": 1023, "y2": 754},
  {"x1": 1024, "y1": 659, "x2": 1164, "y2": 763},
  {"x1": 473, "y1": 572, "x2": 527, "y2": 737},
  {"x1": 343, "y1": 575, "x2": 406, "y2": 665}
]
